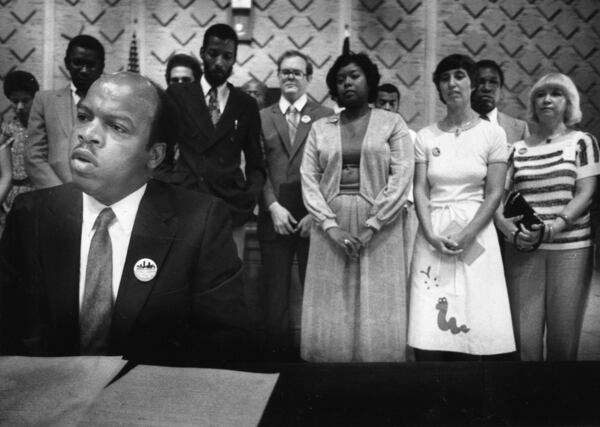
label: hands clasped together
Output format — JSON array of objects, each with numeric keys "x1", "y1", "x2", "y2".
[
  {"x1": 326, "y1": 226, "x2": 374, "y2": 260},
  {"x1": 269, "y1": 202, "x2": 312, "y2": 238}
]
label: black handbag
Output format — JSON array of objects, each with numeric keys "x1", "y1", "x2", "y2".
[{"x1": 503, "y1": 191, "x2": 545, "y2": 251}]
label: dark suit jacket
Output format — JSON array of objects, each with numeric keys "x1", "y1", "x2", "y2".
[
  {"x1": 258, "y1": 100, "x2": 333, "y2": 240},
  {"x1": 498, "y1": 111, "x2": 530, "y2": 144},
  {"x1": 166, "y1": 83, "x2": 266, "y2": 227},
  {"x1": 0, "y1": 180, "x2": 251, "y2": 365}
]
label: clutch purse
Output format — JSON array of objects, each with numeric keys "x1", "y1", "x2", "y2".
[{"x1": 503, "y1": 191, "x2": 544, "y2": 230}]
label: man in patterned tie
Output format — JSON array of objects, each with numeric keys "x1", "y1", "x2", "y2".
[
  {"x1": 258, "y1": 50, "x2": 333, "y2": 360},
  {"x1": 0, "y1": 72, "x2": 252, "y2": 365},
  {"x1": 167, "y1": 24, "x2": 265, "y2": 259}
]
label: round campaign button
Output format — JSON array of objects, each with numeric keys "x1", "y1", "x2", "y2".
[
  {"x1": 134, "y1": 258, "x2": 157, "y2": 282},
  {"x1": 432, "y1": 147, "x2": 441, "y2": 157},
  {"x1": 518, "y1": 147, "x2": 527, "y2": 155},
  {"x1": 301, "y1": 115, "x2": 311, "y2": 123}
]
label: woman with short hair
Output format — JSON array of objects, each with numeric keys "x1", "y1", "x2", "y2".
[
  {"x1": 408, "y1": 54, "x2": 515, "y2": 361},
  {"x1": 300, "y1": 52, "x2": 414, "y2": 362},
  {"x1": 495, "y1": 72, "x2": 600, "y2": 360}
]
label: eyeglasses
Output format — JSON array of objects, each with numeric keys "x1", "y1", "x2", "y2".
[{"x1": 279, "y1": 69, "x2": 305, "y2": 79}]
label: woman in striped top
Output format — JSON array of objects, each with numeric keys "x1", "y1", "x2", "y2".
[{"x1": 495, "y1": 73, "x2": 600, "y2": 361}]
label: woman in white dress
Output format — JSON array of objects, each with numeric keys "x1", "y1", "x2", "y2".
[{"x1": 408, "y1": 54, "x2": 516, "y2": 361}]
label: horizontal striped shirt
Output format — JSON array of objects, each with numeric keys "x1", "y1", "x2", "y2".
[{"x1": 506, "y1": 131, "x2": 600, "y2": 250}]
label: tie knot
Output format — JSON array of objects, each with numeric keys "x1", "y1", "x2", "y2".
[
  {"x1": 480, "y1": 113, "x2": 490, "y2": 121},
  {"x1": 94, "y1": 208, "x2": 115, "y2": 231},
  {"x1": 288, "y1": 105, "x2": 297, "y2": 115}
]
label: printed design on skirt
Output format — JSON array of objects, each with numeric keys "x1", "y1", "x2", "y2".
[{"x1": 436, "y1": 297, "x2": 470, "y2": 335}]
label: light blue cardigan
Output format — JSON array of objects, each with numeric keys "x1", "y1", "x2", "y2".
[{"x1": 301, "y1": 108, "x2": 414, "y2": 231}]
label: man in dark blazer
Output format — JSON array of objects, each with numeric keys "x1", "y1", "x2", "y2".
[
  {"x1": 0, "y1": 72, "x2": 250, "y2": 365},
  {"x1": 471, "y1": 59, "x2": 530, "y2": 144},
  {"x1": 25, "y1": 35, "x2": 105, "y2": 189},
  {"x1": 166, "y1": 24, "x2": 265, "y2": 258},
  {"x1": 258, "y1": 50, "x2": 333, "y2": 359}
]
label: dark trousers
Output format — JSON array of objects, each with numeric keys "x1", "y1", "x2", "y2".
[{"x1": 260, "y1": 233, "x2": 309, "y2": 359}]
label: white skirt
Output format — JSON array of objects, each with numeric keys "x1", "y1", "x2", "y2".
[{"x1": 408, "y1": 201, "x2": 516, "y2": 355}]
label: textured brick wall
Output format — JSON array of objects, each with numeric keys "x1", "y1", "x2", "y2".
[{"x1": 1, "y1": 0, "x2": 599, "y2": 136}]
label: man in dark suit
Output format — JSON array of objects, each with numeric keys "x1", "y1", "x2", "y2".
[
  {"x1": 471, "y1": 59, "x2": 530, "y2": 143},
  {"x1": 26, "y1": 35, "x2": 105, "y2": 189},
  {"x1": 0, "y1": 72, "x2": 250, "y2": 365},
  {"x1": 258, "y1": 50, "x2": 332, "y2": 359},
  {"x1": 166, "y1": 24, "x2": 265, "y2": 259}
]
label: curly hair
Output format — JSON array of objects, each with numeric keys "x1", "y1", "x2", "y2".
[
  {"x1": 432, "y1": 54, "x2": 476, "y2": 104},
  {"x1": 326, "y1": 52, "x2": 381, "y2": 105}
]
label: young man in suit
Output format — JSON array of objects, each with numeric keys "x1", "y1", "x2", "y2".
[
  {"x1": 25, "y1": 35, "x2": 105, "y2": 189},
  {"x1": 0, "y1": 72, "x2": 250, "y2": 365},
  {"x1": 166, "y1": 24, "x2": 265, "y2": 259},
  {"x1": 471, "y1": 59, "x2": 530, "y2": 143},
  {"x1": 258, "y1": 50, "x2": 333, "y2": 360}
]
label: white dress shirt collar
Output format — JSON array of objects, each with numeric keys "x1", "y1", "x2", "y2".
[
  {"x1": 487, "y1": 108, "x2": 499, "y2": 124},
  {"x1": 79, "y1": 184, "x2": 147, "y2": 306},
  {"x1": 70, "y1": 82, "x2": 81, "y2": 106},
  {"x1": 279, "y1": 94, "x2": 308, "y2": 115}
]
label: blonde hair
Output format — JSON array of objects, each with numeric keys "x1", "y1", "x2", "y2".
[{"x1": 527, "y1": 72, "x2": 582, "y2": 126}]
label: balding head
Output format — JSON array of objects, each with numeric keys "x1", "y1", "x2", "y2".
[{"x1": 71, "y1": 72, "x2": 168, "y2": 205}]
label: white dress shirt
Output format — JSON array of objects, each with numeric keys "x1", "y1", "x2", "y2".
[
  {"x1": 485, "y1": 107, "x2": 499, "y2": 125},
  {"x1": 70, "y1": 82, "x2": 81, "y2": 106},
  {"x1": 78, "y1": 184, "x2": 147, "y2": 307},
  {"x1": 201, "y1": 75, "x2": 230, "y2": 113},
  {"x1": 279, "y1": 93, "x2": 308, "y2": 115}
]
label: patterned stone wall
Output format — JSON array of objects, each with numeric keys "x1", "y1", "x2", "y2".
[
  {"x1": 0, "y1": 0, "x2": 44, "y2": 118},
  {"x1": 1, "y1": 0, "x2": 599, "y2": 136},
  {"x1": 352, "y1": 0, "x2": 426, "y2": 128}
]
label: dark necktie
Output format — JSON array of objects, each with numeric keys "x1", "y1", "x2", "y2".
[
  {"x1": 80, "y1": 207, "x2": 115, "y2": 355},
  {"x1": 208, "y1": 87, "x2": 221, "y2": 126},
  {"x1": 480, "y1": 113, "x2": 490, "y2": 121},
  {"x1": 286, "y1": 105, "x2": 300, "y2": 145}
]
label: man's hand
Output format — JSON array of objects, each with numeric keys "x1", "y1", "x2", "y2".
[
  {"x1": 269, "y1": 202, "x2": 297, "y2": 235},
  {"x1": 297, "y1": 214, "x2": 313, "y2": 238}
]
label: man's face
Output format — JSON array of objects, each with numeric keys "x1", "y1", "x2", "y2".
[
  {"x1": 169, "y1": 66, "x2": 195, "y2": 85},
  {"x1": 200, "y1": 36, "x2": 235, "y2": 87},
  {"x1": 65, "y1": 46, "x2": 104, "y2": 95},
  {"x1": 375, "y1": 91, "x2": 399, "y2": 113},
  {"x1": 472, "y1": 67, "x2": 501, "y2": 114},
  {"x1": 70, "y1": 74, "x2": 163, "y2": 205},
  {"x1": 242, "y1": 81, "x2": 265, "y2": 109},
  {"x1": 278, "y1": 56, "x2": 310, "y2": 103}
]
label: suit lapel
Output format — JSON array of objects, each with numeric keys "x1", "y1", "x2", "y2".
[
  {"x1": 42, "y1": 184, "x2": 82, "y2": 352},
  {"x1": 111, "y1": 180, "x2": 176, "y2": 351},
  {"x1": 56, "y1": 86, "x2": 75, "y2": 140},
  {"x1": 185, "y1": 85, "x2": 213, "y2": 150},
  {"x1": 289, "y1": 101, "x2": 315, "y2": 161},
  {"x1": 271, "y1": 104, "x2": 293, "y2": 156}
]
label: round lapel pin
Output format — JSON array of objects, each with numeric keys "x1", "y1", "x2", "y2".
[
  {"x1": 301, "y1": 115, "x2": 311, "y2": 123},
  {"x1": 134, "y1": 258, "x2": 158, "y2": 282},
  {"x1": 432, "y1": 147, "x2": 441, "y2": 157}
]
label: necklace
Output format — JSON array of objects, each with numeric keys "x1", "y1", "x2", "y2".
[
  {"x1": 439, "y1": 115, "x2": 478, "y2": 136},
  {"x1": 542, "y1": 128, "x2": 568, "y2": 144}
]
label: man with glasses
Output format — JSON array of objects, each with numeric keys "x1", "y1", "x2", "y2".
[
  {"x1": 471, "y1": 59, "x2": 529, "y2": 144},
  {"x1": 258, "y1": 50, "x2": 332, "y2": 360},
  {"x1": 167, "y1": 24, "x2": 265, "y2": 258},
  {"x1": 25, "y1": 35, "x2": 105, "y2": 189}
]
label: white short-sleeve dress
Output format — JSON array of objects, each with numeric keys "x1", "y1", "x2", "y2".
[{"x1": 408, "y1": 120, "x2": 516, "y2": 355}]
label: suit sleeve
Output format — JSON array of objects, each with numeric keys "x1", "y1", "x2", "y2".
[
  {"x1": 242, "y1": 100, "x2": 266, "y2": 210},
  {"x1": 25, "y1": 93, "x2": 63, "y2": 189},
  {"x1": 189, "y1": 198, "x2": 255, "y2": 361}
]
